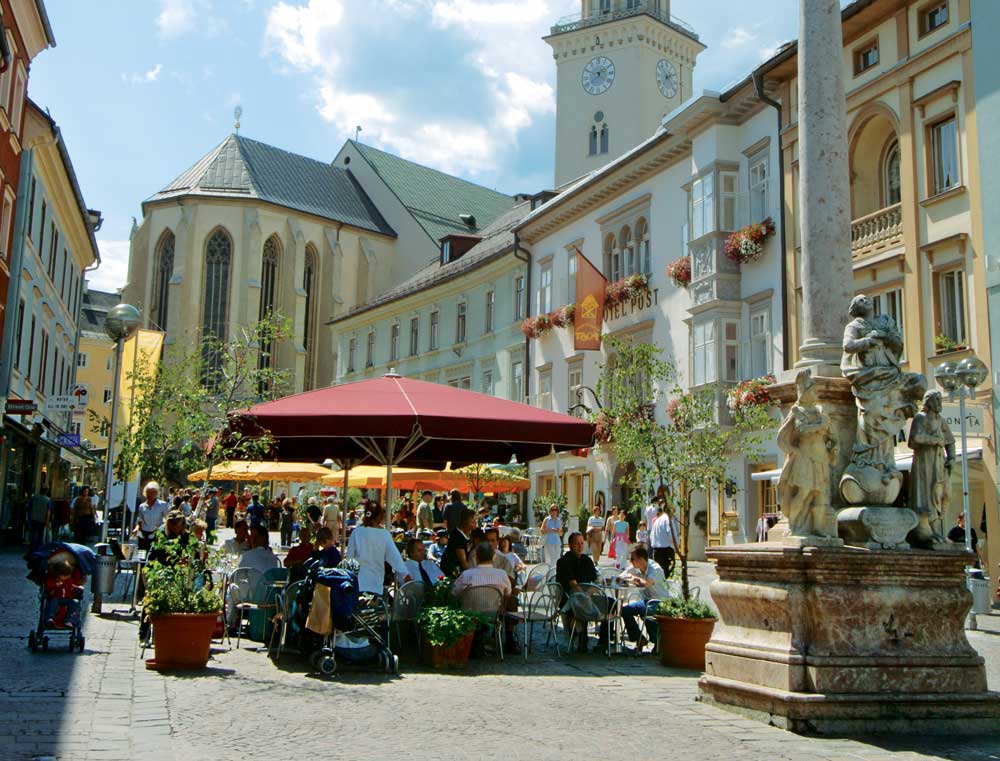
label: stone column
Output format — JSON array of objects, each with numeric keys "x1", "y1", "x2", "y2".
[{"x1": 795, "y1": 0, "x2": 854, "y2": 377}]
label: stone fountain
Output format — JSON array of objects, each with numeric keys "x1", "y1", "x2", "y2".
[{"x1": 696, "y1": 0, "x2": 1000, "y2": 734}]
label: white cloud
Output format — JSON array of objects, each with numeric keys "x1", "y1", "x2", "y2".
[
  {"x1": 157, "y1": 0, "x2": 226, "y2": 38},
  {"x1": 122, "y1": 63, "x2": 165, "y2": 86},
  {"x1": 90, "y1": 240, "x2": 130, "y2": 293},
  {"x1": 263, "y1": 0, "x2": 571, "y2": 179},
  {"x1": 722, "y1": 26, "x2": 757, "y2": 49}
]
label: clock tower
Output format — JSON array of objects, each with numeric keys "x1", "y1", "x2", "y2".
[{"x1": 546, "y1": 0, "x2": 705, "y2": 186}]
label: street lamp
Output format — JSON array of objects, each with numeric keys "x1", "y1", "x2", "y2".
[
  {"x1": 100, "y1": 303, "x2": 141, "y2": 543},
  {"x1": 934, "y1": 355, "x2": 988, "y2": 630}
]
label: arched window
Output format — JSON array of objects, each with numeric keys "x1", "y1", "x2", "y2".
[
  {"x1": 635, "y1": 218, "x2": 651, "y2": 277},
  {"x1": 883, "y1": 139, "x2": 901, "y2": 206},
  {"x1": 589, "y1": 126, "x2": 598, "y2": 156},
  {"x1": 604, "y1": 232, "x2": 621, "y2": 282},
  {"x1": 619, "y1": 226, "x2": 634, "y2": 276},
  {"x1": 303, "y1": 244, "x2": 318, "y2": 391},
  {"x1": 202, "y1": 228, "x2": 232, "y2": 386},
  {"x1": 600, "y1": 123, "x2": 609, "y2": 154},
  {"x1": 257, "y1": 235, "x2": 281, "y2": 378},
  {"x1": 150, "y1": 230, "x2": 174, "y2": 332}
]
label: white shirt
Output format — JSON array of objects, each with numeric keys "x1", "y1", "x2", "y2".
[
  {"x1": 398, "y1": 558, "x2": 445, "y2": 587},
  {"x1": 644, "y1": 505, "x2": 659, "y2": 535},
  {"x1": 650, "y1": 513, "x2": 679, "y2": 549},
  {"x1": 223, "y1": 537, "x2": 251, "y2": 555},
  {"x1": 237, "y1": 546, "x2": 280, "y2": 575},
  {"x1": 452, "y1": 565, "x2": 511, "y2": 596},
  {"x1": 622, "y1": 560, "x2": 671, "y2": 601},
  {"x1": 136, "y1": 500, "x2": 170, "y2": 533},
  {"x1": 346, "y1": 525, "x2": 410, "y2": 594}
]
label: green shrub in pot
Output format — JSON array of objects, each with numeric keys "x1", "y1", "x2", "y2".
[
  {"x1": 653, "y1": 597, "x2": 716, "y2": 620},
  {"x1": 416, "y1": 606, "x2": 480, "y2": 648}
]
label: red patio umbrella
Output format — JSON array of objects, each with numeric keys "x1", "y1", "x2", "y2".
[{"x1": 228, "y1": 372, "x2": 595, "y2": 533}]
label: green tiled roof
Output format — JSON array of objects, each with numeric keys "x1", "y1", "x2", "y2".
[
  {"x1": 147, "y1": 135, "x2": 395, "y2": 237},
  {"x1": 350, "y1": 140, "x2": 514, "y2": 244}
]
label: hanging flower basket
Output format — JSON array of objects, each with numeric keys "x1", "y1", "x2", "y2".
[
  {"x1": 605, "y1": 273, "x2": 650, "y2": 307},
  {"x1": 666, "y1": 256, "x2": 692, "y2": 289},
  {"x1": 726, "y1": 374, "x2": 777, "y2": 415},
  {"x1": 724, "y1": 217, "x2": 776, "y2": 265},
  {"x1": 666, "y1": 394, "x2": 696, "y2": 431},
  {"x1": 521, "y1": 313, "x2": 553, "y2": 339},
  {"x1": 549, "y1": 303, "x2": 576, "y2": 328},
  {"x1": 594, "y1": 410, "x2": 613, "y2": 444}
]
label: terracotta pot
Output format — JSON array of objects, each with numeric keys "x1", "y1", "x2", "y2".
[
  {"x1": 421, "y1": 631, "x2": 474, "y2": 669},
  {"x1": 655, "y1": 615, "x2": 716, "y2": 671},
  {"x1": 149, "y1": 613, "x2": 219, "y2": 670}
]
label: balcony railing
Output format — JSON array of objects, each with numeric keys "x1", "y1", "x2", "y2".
[
  {"x1": 551, "y1": 3, "x2": 698, "y2": 40},
  {"x1": 851, "y1": 203, "x2": 903, "y2": 257}
]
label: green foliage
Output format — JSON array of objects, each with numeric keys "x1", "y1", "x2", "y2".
[
  {"x1": 653, "y1": 597, "x2": 716, "y2": 620},
  {"x1": 105, "y1": 314, "x2": 293, "y2": 493},
  {"x1": 594, "y1": 336, "x2": 772, "y2": 600},
  {"x1": 416, "y1": 606, "x2": 480, "y2": 647},
  {"x1": 456, "y1": 463, "x2": 528, "y2": 495},
  {"x1": 532, "y1": 492, "x2": 567, "y2": 519},
  {"x1": 425, "y1": 579, "x2": 461, "y2": 609},
  {"x1": 142, "y1": 535, "x2": 222, "y2": 616},
  {"x1": 934, "y1": 333, "x2": 962, "y2": 353}
]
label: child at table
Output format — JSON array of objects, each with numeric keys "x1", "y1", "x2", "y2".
[{"x1": 636, "y1": 521, "x2": 649, "y2": 547}]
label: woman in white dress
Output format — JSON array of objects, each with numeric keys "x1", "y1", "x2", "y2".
[
  {"x1": 611, "y1": 513, "x2": 631, "y2": 570},
  {"x1": 346, "y1": 502, "x2": 411, "y2": 595},
  {"x1": 541, "y1": 505, "x2": 564, "y2": 566},
  {"x1": 585, "y1": 505, "x2": 606, "y2": 565}
]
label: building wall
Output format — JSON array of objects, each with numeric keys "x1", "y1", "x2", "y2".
[
  {"x1": 334, "y1": 253, "x2": 528, "y2": 403},
  {"x1": 75, "y1": 330, "x2": 113, "y2": 448},
  {"x1": 123, "y1": 198, "x2": 396, "y2": 392}
]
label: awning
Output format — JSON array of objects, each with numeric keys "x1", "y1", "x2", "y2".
[
  {"x1": 751, "y1": 446, "x2": 985, "y2": 483},
  {"x1": 187, "y1": 461, "x2": 334, "y2": 483}
]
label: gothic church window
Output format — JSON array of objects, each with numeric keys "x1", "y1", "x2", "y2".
[
  {"x1": 257, "y1": 235, "x2": 281, "y2": 379},
  {"x1": 151, "y1": 230, "x2": 174, "y2": 332},
  {"x1": 202, "y1": 228, "x2": 232, "y2": 386},
  {"x1": 303, "y1": 244, "x2": 318, "y2": 390}
]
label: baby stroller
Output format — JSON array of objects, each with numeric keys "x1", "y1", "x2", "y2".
[
  {"x1": 279, "y1": 558, "x2": 397, "y2": 677},
  {"x1": 24, "y1": 542, "x2": 96, "y2": 653}
]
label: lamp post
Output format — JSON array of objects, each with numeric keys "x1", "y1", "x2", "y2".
[
  {"x1": 934, "y1": 355, "x2": 989, "y2": 630},
  {"x1": 100, "y1": 303, "x2": 141, "y2": 543}
]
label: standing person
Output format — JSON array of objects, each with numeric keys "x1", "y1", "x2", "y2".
[
  {"x1": 604, "y1": 507, "x2": 619, "y2": 560},
  {"x1": 245, "y1": 493, "x2": 266, "y2": 529},
  {"x1": 541, "y1": 504, "x2": 563, "y2": 567},
  {"x1": 644, "y1": 499, "x2": 660, "y2": 542},
  {"x1": 133, "y1": 482, "x2": 170, "y2": 550},
  {"x1": 415, "y1": 490, "x2": 435, "y2": 533},
  {"x1": 279, "y1": 498, "x2": 296, "y2": 547},
  {"x1": 432, "y1": 496, "x2": 446, "y2": 529},
  {"x1": 223, "y1": 490, "x2": 238, "y2": 528},
  {"x1": 27, "y1": 486, "x2": 51, "y2": 552},
  {"x1": 440, "y1": 508, "x2": 476, "y2": 579},
  {"x1": 585, "y1": 505, "x2": 605, "y2": 565},
  {"x1": 203, "y1": 488, "x2": 220, "y2": 544},
  {"x1": 322, "y1": 497, "x2": 341, "y2": 536},
  {"x1": 71, "y1": 486, "x2": 96, "y2": 545},
  {"x1": 948, "y1": 513, "x2": 981, "y2": 565},
  {"x1": 443, "y1": 490, "x2": 468, "y2": 532},
  {"x1": 611, "y1": 510, "x2": 631, "y2": 570},
  {"x1": 345, "y1": 502, "x2": 411, "y2": 595},
  {"x1": 650, "y1": 507, "x2": 679, "y2": 577}
]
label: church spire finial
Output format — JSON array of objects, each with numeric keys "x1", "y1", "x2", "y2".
[{"x1": 234, "y1": 105, "x2": 243, "y2": 134}]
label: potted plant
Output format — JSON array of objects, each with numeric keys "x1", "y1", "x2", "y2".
[
  {"x1": 652, "y1": 597, "x2": 717, "y2": 670},
  {"x1": 934, "y1": 334, "x2": 963, "y2": 354},
  {"x1": 143, "y1": 537, "x2": 222, "y2": 671},
  {"x1": 417, "y1": 603, "x2": 480, "y2": 669}
]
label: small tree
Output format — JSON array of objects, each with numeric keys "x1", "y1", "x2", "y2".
[
  {"x1": 105, "y1": 314, "x2": 293, "y2": 497},
  {"x1": 595, "y1": 336, "x2": 772, "y2": 599}
]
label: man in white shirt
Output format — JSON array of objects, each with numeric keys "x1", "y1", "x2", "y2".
[
  {"x1": 415, "y1": 490, "x2": 435, "y2": 533},
  {"x1": 619, "y1": 545, "x2": 670, "y2": 651},
  {"x1": 650, "y1": 508, "x2": 679, "y2": 577},
  {"x1": 398, "y1": 538, "x2": 445, "y2": 587},
  {"x1": 223, "y1": 520, "x2": 252, "y2": 556},
  {"x1": 133, "y1": 481, "x2": 170, "y2": 550},
  {"x1": 228, "y1": 525, "x2": 280, "y2": 628},
  {"x1": 643, "y1": 499, "x2": 660, "y2": 542},
  {"x1": 452, "y1": 543, "x2": 511, "y2": 597}
]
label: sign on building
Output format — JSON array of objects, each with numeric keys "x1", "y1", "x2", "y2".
[
  {"x1": 56, "y1": 433, "x2": 81, "y2": 448},
  {"x1": 5, "y1": 398, "x2": 37, "y2": 415},
  {"x1": 48, "y1": 395, "x2": 82, "y2": 412},
  {"x1": 941, "y1": 403, "x2": 986, "y2": 437}
]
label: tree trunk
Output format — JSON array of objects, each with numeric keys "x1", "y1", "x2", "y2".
[{"x1": 680, "y1": 491, "x2": 691, "y2": 601}]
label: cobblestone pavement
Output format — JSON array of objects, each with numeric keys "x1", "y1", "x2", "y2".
[{"x1": 2, "y1": 543, "x2": 1000, "y2": 761}]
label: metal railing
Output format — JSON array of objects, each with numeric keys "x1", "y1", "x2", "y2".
[
  {"x1": 851, "y1": 203, "x2": 903, "y2": 255},
  {"x1": 551, "y1": 3, "x2": 698, "y2": 40}
]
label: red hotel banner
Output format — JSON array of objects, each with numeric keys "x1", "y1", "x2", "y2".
[{"x1": 574, "y1": 247, "x2": 607, "y2": 351}]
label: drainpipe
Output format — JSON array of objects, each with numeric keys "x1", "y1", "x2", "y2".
[
  {"x1": 513, "y1": 232, "x2": 531, "y2": 402},
  {"x1": 753, "y1": 68, "x2": 790, "y2": 372}
]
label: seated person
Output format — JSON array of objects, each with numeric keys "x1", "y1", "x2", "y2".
[
  {"x1": 428, "y1": 530, "x2": 448, "y2": 562},
  {"x1": 618, "y1": 545, "x2": 671, "y2": 652},
  {"x1": 314, "y1": 526, "x2": 343, "y2": 567},
  {"x1": 237, "y1": 525, "x2": 280, "y2": 574},
  {"x1": 453, "y1": 542, "x2": 511, "y2": 598},
  {"x1": 484, "y1": 528, "x2": 517, "y2": 581},
  {"x1": 555, "y1": 532, "x2": 607, "y2": 653},
  {"x1": 497, "y1": 535, "x2": 525, "y2": 576},
  {"x1": 223, "y1": 520, "x2": 251, "y2": 556},
  {"x1": 45, "y1": 559, "x2": 84, "y2": 628},
  {"x1": 440, "y1": 509, "x2": 476, "y2": 579},
  {"x1": 283, "y1": 524, "x2": 315, "y2": 568},
  {"x1": 398, "y1": 537, "x2": 444, "y2": 588}
]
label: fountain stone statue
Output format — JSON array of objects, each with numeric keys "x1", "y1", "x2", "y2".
[
  {"x1": 907, "y1": 390, "x2": 955, "y2": 547},
  {"x1": 839, "y1": 294, "x2": 926, "y2": 506}
]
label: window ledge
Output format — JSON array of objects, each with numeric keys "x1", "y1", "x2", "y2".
[
  {"x1": 920, "y1": 184, "x2": 966, "y2": 208},
  {"x1": 0, "y1": 107, "x2": 10, "y2": 133},
  {"x1": 929, "y1": 345, "x2": 971, "y2": 362},
  {"x1": 7, "y1": 130, "x2": 19, "y2": 155}
]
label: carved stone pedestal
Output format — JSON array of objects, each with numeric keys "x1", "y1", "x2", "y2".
[
  {"x1": 838, "y1": 506, "x2": 918, "y2": 550},
  {"x1": 698, "y1": 544, "x2": 1000, "y2": 734}
]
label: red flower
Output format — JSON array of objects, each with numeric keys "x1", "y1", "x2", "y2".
[{"x1": 666, "y1": 256, "x2": 691, "y2": 288}]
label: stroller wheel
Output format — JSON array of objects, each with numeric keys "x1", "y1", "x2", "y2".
[
  {"x1": 318, "y1": 656, "x2": 337, "y2": 677},
  {"x1": 41, "y1": 636, "x2": 49, "y2": 653},
  {"x1": 67, "y1": 637, "x2": 74, "y2": 653},
  {"x1": 309, "y1": 650, "x2": 323, "y2": 671},
  {"x1": 77, "y1": 636, "x2": 85, "y2": 652},
  {"x1": 387, "y1": 654, "x2": 399, "y2": 675},
  {"x1": 28, "y1": 630, "x2": 37, "y2": 652}
]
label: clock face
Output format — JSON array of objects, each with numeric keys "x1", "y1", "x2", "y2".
[
  {"x1": 582, "y1": 56, "x2": 615, "y2": 96},
  {"x1": 656, "y1": 59, "x2": 679, "y2": 99}
]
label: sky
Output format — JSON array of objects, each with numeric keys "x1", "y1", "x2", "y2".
[{"x1": 28, "y1": 0, "x2": 805, "y2": 292}]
